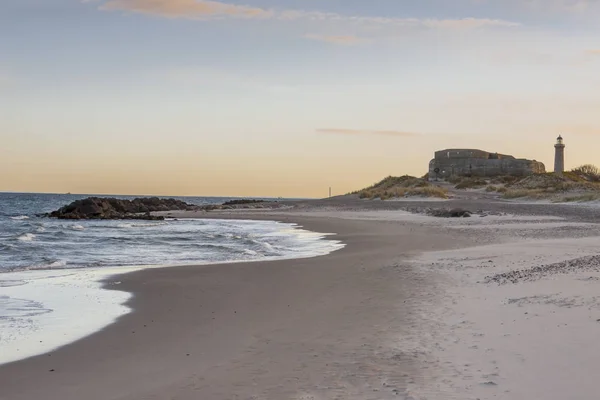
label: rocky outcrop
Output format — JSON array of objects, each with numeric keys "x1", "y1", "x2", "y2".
[
  {"x1": 221, "y1": 199, "x2": 265, "y2": 206},
  {"x1": 427, "y1": 208, "x2": 472, "y2": 218},
  {"x1": 48, "y1": 197, "x2": 197, "y2": 220}
]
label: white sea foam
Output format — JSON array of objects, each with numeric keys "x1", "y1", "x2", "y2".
[
  {"x1": 0, "y1": 280, "x2": 27, "y2": 288},
  {"x1": 10, "y1": 216, "x2": 29, "y2": 220},
  {"x1": 16, "y1": 233, "x2": 35, "y2": 242},
  {"x1": 69, "y1": 224, "x2": 85, "y2": 231},
  {"x1": 0, "y1": 268, "x2": 132, "y2": 365},
  {"x1": 47, "y1": 260, "x2": 67, "y2": 268},
  {"x1": 117, "y1": 222, "x2": 167, "y2": 228},
  {"x1": 0, "y1": 219, "x2": 344, "y2": 366}
]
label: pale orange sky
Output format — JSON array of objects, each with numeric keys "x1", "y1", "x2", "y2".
[{"x1": 1, "y1": 0, "x2": 599, "y2": 198}]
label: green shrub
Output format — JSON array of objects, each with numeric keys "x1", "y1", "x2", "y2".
[
  {"x1": 560, "y1": 193, "x2": 600, "y2": 202},
  {"x1": 571, "y1": 165, "x2": 600, "y2": 182},
  {"x1": 503, "y1": 189, "x2": 537, "y2": 199},
  {"x1": 447, "y1": 175, "x2": 463, "y2": 184},
  {"x1": 455, "y1": 178, "x2": 487, "y2": 190},
  {"x1": 354, "y1": 175, "x2": 448, "y2": 199}
]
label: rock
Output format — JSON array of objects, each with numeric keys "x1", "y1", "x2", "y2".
[
  {"x1": 47, "y1": 197, "x2": 197, "y2": 220},
  {"x1": 221, "y1": 199, "x2": 265, "y2": 206},
  {"x1": 427, "y1": 208, "x2": 472, "y2": 218}
]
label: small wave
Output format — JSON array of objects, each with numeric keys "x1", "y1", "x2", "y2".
[
  {"x1": 47, "y1": 260, "x2": 67, "y2": 268},
  {"x1": 132, "y1": 222, "x2": 168, "y2": 227},
  {"x1": 247, "y1": 238, "x2": 276, "y2": 252},
  {"x1": 17, "y1": 233, "x2": 36, "y2": 242},
  {"x1": 10, "y1": 215, "x2": 29, "y2": 220},
  {"x1": 0, "y1": 280, "x2": 28, "y2": 288},
  {"x1": 117, "y1": 222, "x2": 167, "y2": 229},
  {"x1": 12, "y1": 260, "x2": 69, "y2": 272},
  {"x1": 69, "y1": 225, "x2": 85, "y2": 231},
  {"x1": 0, "y1": 243, "x2": 15, "y2": 251},
  {"x1": 36, "y1": 226, "x2": 46, "y2": 232},
  {"x1": 0, "y1": 296, "x2": 53, "y2": 319}
]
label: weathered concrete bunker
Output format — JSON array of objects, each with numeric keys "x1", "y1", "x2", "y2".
[{"x1": 429, "y1": 149, "x2": 545, "y2": 180}]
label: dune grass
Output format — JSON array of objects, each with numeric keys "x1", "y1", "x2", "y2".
[
  {"x1": 557, "y1": 193, "x2": 600, "y2": 203},
  {"x1": 502, "y1": 171, "x2": 600, "y2": 201},
  {"x1": 355, "y1": 175, "x2": 448, "y2": 200},
  {"x1": 454, "y1": 178, "x2": 488, "y2": 190},
  {"x1": 502, "y1": 189, "x2": 546, "y2": 199}
]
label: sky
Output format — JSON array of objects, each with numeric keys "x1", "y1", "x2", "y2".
[{"x1": 1, "y1": 0, "x2": 599, "y2": 197}]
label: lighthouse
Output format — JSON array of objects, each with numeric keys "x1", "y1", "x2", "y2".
[{"x1": 554, "y1": 135, "x2": 565, "y2": 174}]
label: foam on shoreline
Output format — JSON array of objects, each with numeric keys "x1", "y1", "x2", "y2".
[{"x1": 0, "y1": 220, "x2": 344, "y2": 366}]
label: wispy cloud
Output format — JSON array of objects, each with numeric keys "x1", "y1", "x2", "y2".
[
  {"x1": 317, "y1": 128, "x2": 418, "y2": 137},
  {"x1": 529, "y1": 0, "x2": 600, "y2": 12},
  {"x1": 587, "y1": 49, "x2": 600, "y2": 55},
  {"x1": 304, "y1": 34, "x2": 366, "y2": 46},
  {"x1": 100, "y1": 0, "x2": 272, "y2": 19},
  {"x1": 98, "y1": 0, "x2": 520, "y2": 29},
  {"x1": 477, "y1": 0, "x2": 600, "y2": 13}
]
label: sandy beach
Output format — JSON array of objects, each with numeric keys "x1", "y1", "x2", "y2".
[{"x1": 1, "y1": 200, "x2": 600, "y2": 400}]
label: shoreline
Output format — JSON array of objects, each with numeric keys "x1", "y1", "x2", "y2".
[
  {"x1": 0, "y1": 213, "x2": 473, "y2": 400},
  {"x1": 0, "y1": 217, "x2": 343, "y2": 367},
  {"x1": 1, "y1": 206, "x2": 600, "y2": 399}
]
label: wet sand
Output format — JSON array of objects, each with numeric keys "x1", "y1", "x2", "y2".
[{"x1": 0, "y1": 214, "x2": 469, "y2": 400}]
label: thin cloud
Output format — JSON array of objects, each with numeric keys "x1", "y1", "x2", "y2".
[
  {"x1": 421, "y1": 17, "x2": 519, "y2": 28},
  {"x1": 587, "y1": 49, "x2": 600, "y2": 55},
  {"x1": 477, "y1": 0, "x2": 600, "y2": 13},
  {"x1": 98, "y1": 0, "x2": 520, "y2": 29},
  {"x1": 100, "y1": 0, "x2": 272, "y2": 19},
  {"x1": 534, "y1": 0, "x2": 600, "y2": 12},
  {"x1": 304, "y1": 34, "x2": 366, "y2": 45},
  {"x1": 317, "y1": 128, "x2": 418, "y2": 137}
]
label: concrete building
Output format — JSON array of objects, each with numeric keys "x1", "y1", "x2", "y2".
[
  {"x1": 554, "y1": 135, "x2": 565, "y2": 174},
  {"x1": 428, "y1": 148, "x2": 545, "y2": 180}
]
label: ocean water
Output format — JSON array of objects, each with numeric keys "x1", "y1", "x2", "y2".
[{"x1": 0, "y1": 193, "x2": 344, "y2": 365}]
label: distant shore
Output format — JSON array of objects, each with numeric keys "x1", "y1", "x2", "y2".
[{"x1": 1, "y1": 199, "x2": 600, "y2": 399}]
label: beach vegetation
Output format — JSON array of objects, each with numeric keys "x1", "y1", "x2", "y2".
[
  {"x1": 454, "y1": 178, "x2": 487, "y2": 190},
  {"x1": 447, "y1": 175, "x2": 463, "y2": 184},
  {"x1": 571, "y1": 164, "x2": 600, "y2": 182},
  {"x1": 502, "y1": 171, "x2": 600, "y2": 201},
  {"x1": 502, "y1": 189, "x2": 545, "y2": 199},
  {"x1": 558, "y1": 193, "x2": 600, "y2": 202},
  {"x1": 354, "y1": 175, "x2": 448, "y2": 200}
]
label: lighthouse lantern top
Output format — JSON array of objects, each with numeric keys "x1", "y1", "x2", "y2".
[{"x1": 556, "y1": 135, "x2": 564, "y2": 145}]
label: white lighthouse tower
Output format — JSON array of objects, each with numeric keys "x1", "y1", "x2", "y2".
[{"x1": 554, "y1": 135, "x2": 565, "y2": 174}]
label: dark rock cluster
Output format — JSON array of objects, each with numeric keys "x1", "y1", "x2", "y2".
[
  {"x1": 426, "y1": 208, "x2": 472, "y2": 218},
  {"x1": 48, "y1": 197, "x2": 197, "y2": 220},
  {"x1": 221, "y1": 199, "x2": 265, "y2": 206}
]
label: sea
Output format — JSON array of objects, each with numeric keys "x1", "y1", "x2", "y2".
[{"x1": 0, "y1": 193, "x2": 344, "y2": 365}]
